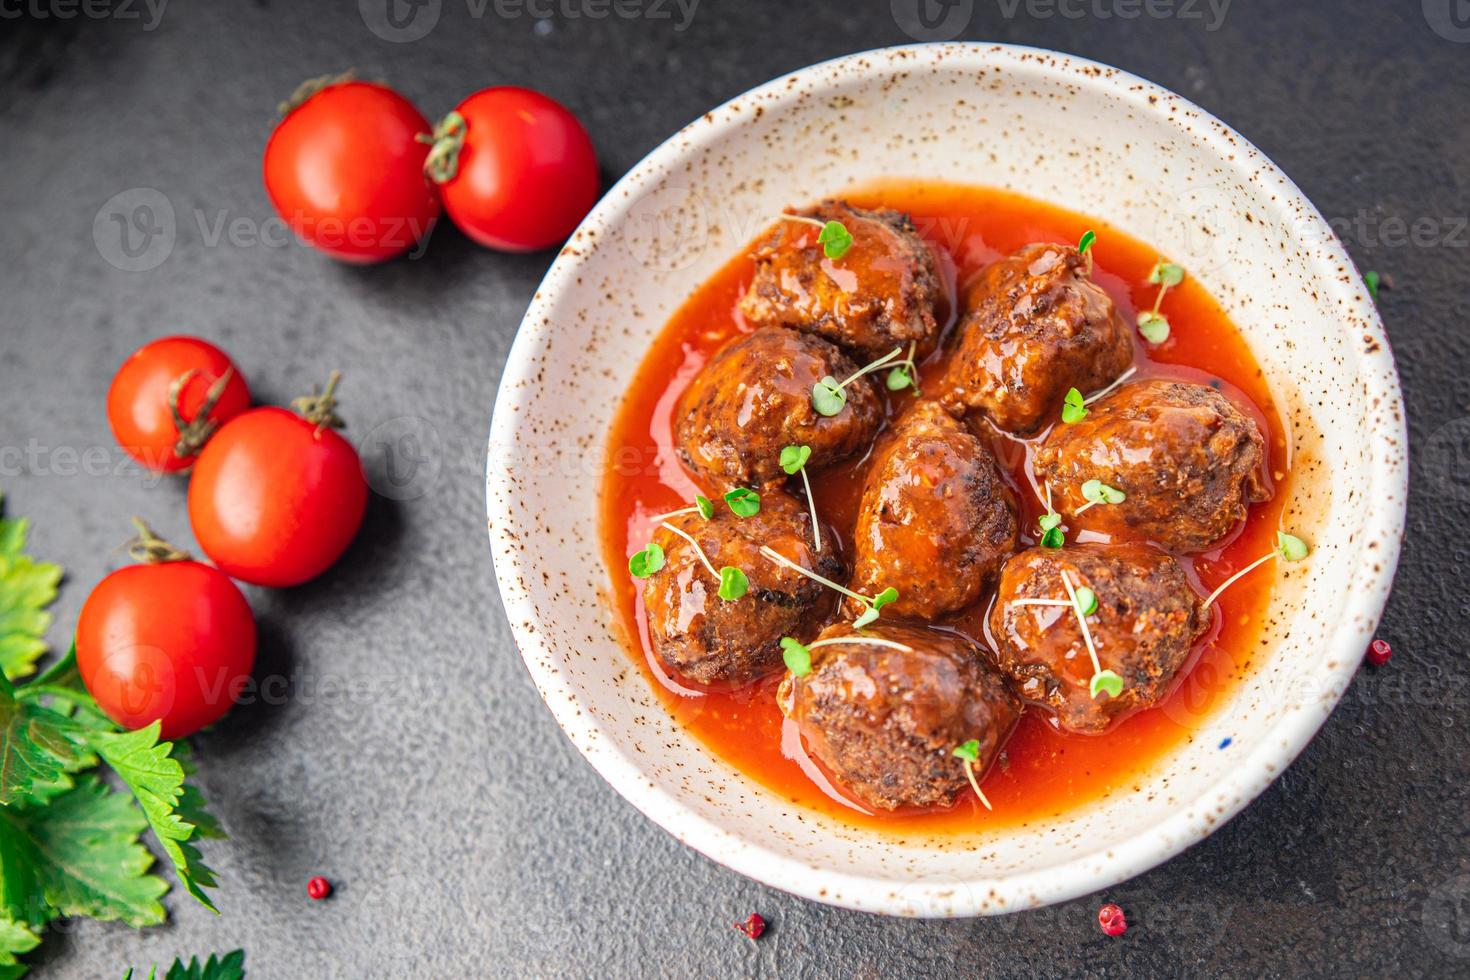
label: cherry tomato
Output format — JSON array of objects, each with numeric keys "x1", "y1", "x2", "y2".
[
  {"x1": 107, "y1": 336, "x2": 251, "y2": 473},
  {"x1": 188, "y1": 402, "x2": 368, "y2": 588},
  {"x1": 264, "y1": 79, "x2": 439, "y2": 263},
  {"x1": 77, "y1": 556, "x2": 257, "y2": 739},
  {"x1": 425, "y1": 86, "x2": 599, "y2": 252}
]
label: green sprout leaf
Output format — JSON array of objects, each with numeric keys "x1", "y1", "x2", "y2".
[
  {"x1": 1081, "y1": 480, "x2": 1126, "y2": 506},
  {"x1": 1276, "y1": 532, "x2": 1310, "y2": 562},
  {"x1": 886, "y1": 365, "x2": 913, "y2": 391},
  {"x1": 717, "y1": 566, "x2": 748, "y2": 601},
  {"x1": 1075, "y1": 586, "x2": 1099, "y2": 617},
  {"x1": 1061, "y1": 388, "x2": 1088, "y2": 424},
  {"x1": 1090, "y1": 670, "x2": 1124, "y2": 700},
  {"x1": 695, "y1": 495, "x2": 714, "y2": 520},
  {"x1": 780, "y1": 637, "x2": 812, "y2": 676},
  {"x1": 1038, "y1": 513, "x2": 1062, "y2": 533},
  {"x1": 811, "y1": 376, "x2": 847, "y2": 417},
  {"x1": 951, "y1": 739, "x2": 980, "y2": 763},
  {"x1": 723, "y1": 487, "x2": 761, "y2": 518},
  {"x1": 1040, "y1": 526, "x2": 1065, "y2": 550},
  {"x1": 1364, "y1": 270, "x2": 1380, "y2": 301},
  {"x1": 1148, "y1": 261, "x2": 1185, "y2": 287},
  {"x1": 628, "y1": 542, "x2": 665, "y2": 579},
  {"x1": 779, "y1": 444, "x2": 812, "y2": 475},
  {"x1": 1077, "y1": 230, "x2": 1096, "y2": 256},
  {"x1": 872, "y1": 587, "x2": 899, "y2": 611},
  {"x1": 1138, "y1": 311, "x2": 1171, "y2": 344},
  {"x1": 817, "y1": 220, "x2": 854, "y2": 260},
  {"x1": 852, "y1": 607, "x2": 880, "y2": 629}
]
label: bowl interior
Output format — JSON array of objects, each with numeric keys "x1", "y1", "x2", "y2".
[{"x1": 487, "y1": 44, "x2": 1405, "y2": 916}]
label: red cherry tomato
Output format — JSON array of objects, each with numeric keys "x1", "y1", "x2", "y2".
[
  {"x1": 77, "y1": 558, "x2": 257, "y2": 739},
  {"x1": 426, "y1": 86, "x2": 599, "y2": 252},
  {"x1": 107, "y1": 336, "x2": 251, "y2": 473},
  {"x1": 264, "y1": 80, "x2": 439, "y2": 263},
  {"x1": 188, "y1": 405, "x2": 369, "y2": 587}
]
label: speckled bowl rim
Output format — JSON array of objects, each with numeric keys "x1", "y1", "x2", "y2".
[{"x1": 488, "y1": 42, "x2": 1407, "y2": 917}]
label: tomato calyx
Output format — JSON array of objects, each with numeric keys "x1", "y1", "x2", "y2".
[
  {"x1": 276, "y1": 68, "x2": 358, "y2": 117},
  {"x1": 419, "y1": 110, "x2": 467, "y2": 183},
  {"x1": 167, "y1": 366, "x2": 236, "y2": 462},
  {"x1": 290, "y1": 370, "x2": 348, "y2": 433},
  {"x1": 126, "y1": 517, "x2": 192, "y2": 565}
]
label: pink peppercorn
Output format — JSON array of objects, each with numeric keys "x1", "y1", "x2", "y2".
[{"x1": 1098, "y1": 903, "x2": 1127, "y2": 937}]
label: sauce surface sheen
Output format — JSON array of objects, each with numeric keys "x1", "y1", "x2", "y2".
[{"x1": 599, "y1": 181, "x2": 1291, "y2": 833}]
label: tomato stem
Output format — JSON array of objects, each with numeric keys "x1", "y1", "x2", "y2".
[
  {"x1": 420, "y1": 111, "x2": 467, "y2": 184},
  {"x1": 127, "y1": 518, "x2": 191, "y2": 564},
  {"x1": 168, "y1": 367, "x2": 234, "y2": 463},
  {"x1": 277, "y1": 69, "x2": 357, "y2": 117},
  {"x1": 291, "y1": 370, "x2": 347, "y2": 433}
]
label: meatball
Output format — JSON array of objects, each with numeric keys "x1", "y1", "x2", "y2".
[
  {"x1": 1034, "y1": 379, "x2": 1271, "y2": 552},
  {"x1": 987, "y1": 543, "x2": 1207, "y2": 734},
  {"x1": 847, "y1": 401, "x2": 1018, "y2": 620},
  {"x1": 675, "y1": 326, "x2": 883, "y2": 487},
  {"x1": 739, "y1": 200, "x2": 944, "y2": 360},
  {"x1": 936, "y1": 242, "x2": 1134, "y2": 435},
  {"x1": 778, "y1": 622, "x2": 1020, "y2": 810},
  {"x1": 643, "y1": 488, "x2": 840, "y2": 686}
]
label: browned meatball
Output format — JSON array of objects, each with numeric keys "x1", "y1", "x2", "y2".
[
  {"x1": 778, "y1": 622, "x2": 1020, "y2": 810},
  {"x1": 987, "y1": 543, "x2": 1207, "y2": 734},
  {"x1": 847, "y1": 401, "x2": 1018, "y2": 620},
  {"x1": 675, "y1": 327, "x2": 883, "y2": 487},
  {"x1": 739, "y1": 200, "x2": 943, "y2": 360},
  {"x1": 936, "y1": 243, "x2": 1134, "y2": 435},
  {"x1": 643, "y1": 489, "x2": 840, "y2": 687},
  {"x1": 1034, "y1": 379, "x2": 1271, "y2": 552}
]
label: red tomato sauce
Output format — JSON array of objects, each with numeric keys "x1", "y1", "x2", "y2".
[{"x1": 599, "y1": 182, "x2": 1292, "y2": 833}]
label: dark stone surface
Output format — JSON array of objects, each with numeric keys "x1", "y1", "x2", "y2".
[{"x1": 0, "y1": 1, "x2": 1465, "y2": 976}]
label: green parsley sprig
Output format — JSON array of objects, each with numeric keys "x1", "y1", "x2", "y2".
[{"x1": 124, "y1": 949, "x2": 246, "y2": 980}]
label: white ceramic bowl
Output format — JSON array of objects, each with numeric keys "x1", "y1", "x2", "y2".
[{"x1": 487, "y1": 43, "x2": 1407, "y2": 917}]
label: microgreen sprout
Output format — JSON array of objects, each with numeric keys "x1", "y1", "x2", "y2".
[
  {"x1": 628, "y1": 541, "x2": 665, "y2": 578},
  {"x1": 1061, "y1": 388, "x2": 1088, "y2": 424},
  {"x1": 1059, "y1": 569, "x2": 1121, "y2": 701},
  {"x1": 1077, "y1": 230, "x2": 1096, "y2": 256},
  {"x1": 780, "y1": 633, "x2": 916, "y2": 679},
  {"x1": 812, "y1": 346, "x2": 905, "y2": 417},
  {"x1": 1037, "y1": 484, "x2": 1065, "y2": 549},
  {"x1": 1364, "y1": 270, "x2": 1381, "y2": 301},
  {"x1": 760, "y1": 545, "x2": 898, "y2": 628},
  {"x1": 951, "y1": 739, "x2": 993, "y2": 810},
  {"x1": 1083, "y1": 365, "x2": 1138, "y2": 407},
  {"x1": 723, "y1": 487, "x2": 761, "y2": 518},
  {"x1": 1075, "y1": 480, "x2": 1127, "y2": 514},
  {"x1": 780, "y1": 444, "x2": 822, "y2": 552},
  {"x1": 634, "y1": 520, "x2": 748, "y2": 604},
  {"x1": 1202, "y1": 531, "x2": 1310, "y2": 608},
  {"x1": 780, "y1": 214, "x2": 854, "y2": 260},
  {"x1": 886, "y1": 342, "x2": 920, "y2": 392},
  {"x1": 651, "y1": 494, "x2": 716, "y2": 524},
  {"x1": 1138, "y1": 261, "x2": 1186, "y2": 345}
]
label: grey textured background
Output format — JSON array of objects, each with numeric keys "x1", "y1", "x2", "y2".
[{"x1": 0, "y1": 1, "x2": 1466, "y2": 977}]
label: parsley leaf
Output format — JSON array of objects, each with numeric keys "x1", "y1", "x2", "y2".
[
  {"x1": 0, "y1": 775, "x2": 167, "y2": 928},
  {"x1": 0, "y1": 674, "x2": 93, "y2": 808},
  {"x1": 0, "y1": 917, "x2": 39, "y2": 980},
  {"x1": 89, "y1": 724, "x2": 224, "y2": 913},
  {"x1": 0, "y1": 501, "x2": 62, "y2": 682},
  {"x1": 124, "y1": 949, "x2": 246, "y2": 980}
]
